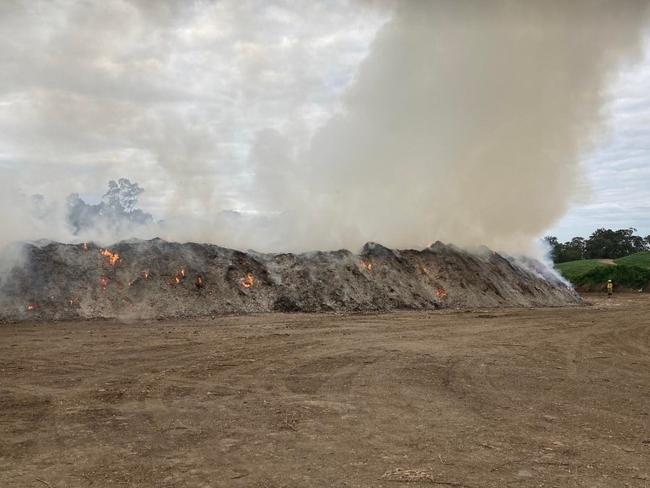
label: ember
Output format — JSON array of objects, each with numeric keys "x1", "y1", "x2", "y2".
[
  {"x1": 0, "y1": 239, "x2": 580, "y2": 321},
  {"x1": 240, "y1": 272, "x2": 255, "y2": 288},
  {"x1": 100, "y1": 249, "x2": 121, "y2": 266},
  {"x1": 100, "y1": 276, "x2": 110, "y2": 290},
  {"x1": 26, "y1": 303, "x2": 38, "y2": 311},
  {"x1": 170, "y1": 268, "x2": 186, "y2": 285}
]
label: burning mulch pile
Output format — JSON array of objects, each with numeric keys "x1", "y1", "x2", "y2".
[{"x1": 0, "y1": 239, "x2": 579, "y2": 321}]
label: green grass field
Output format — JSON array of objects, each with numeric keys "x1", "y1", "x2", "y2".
[
  {"x1": 555, "y1": 252, "x2": 650, "y2": 290},
  {"x1": 555, "y1": 259, "x2": 615, "y2": 282},
  {"x1": 614, "y1": 251, "x2": 650, "y2": 269}
]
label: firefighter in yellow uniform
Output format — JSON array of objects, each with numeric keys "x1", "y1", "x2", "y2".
[{"x1": 607, "y1": 279, "x2": 613, "y2": 297}]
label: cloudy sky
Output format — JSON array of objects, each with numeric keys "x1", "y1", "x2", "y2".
[
  {"x1": 0, "y1": 1, "x2": 386, "y2": 209},
  {"x1": 0, "y1": 1, "x2": 648, "y2": 250},
  {"x1": 550, "y1": 46, "x2": 650, "y2": 240}
]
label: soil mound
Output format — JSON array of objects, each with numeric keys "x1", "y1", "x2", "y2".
[{"x1": 0, "y1": 239, "x2": 579, "y2": 321}]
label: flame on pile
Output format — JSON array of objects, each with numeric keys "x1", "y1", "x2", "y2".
[
  {"x1": 240, "y1": 272, "x2": 255, "y2": 288},
  {"x1": 435, "y1": 287, "x2": 448, "y2": 298},
  {"x1": 100, "y1": 249, "x2": 121, "y2": 266},
  {"x1": 195, "y1": 275, "x2": 204, "y2": 288},
  {"x1": 170, "y1": 267, "x2": 186, "y2": 285},
  {"x1": 361, "y1": 259, "x2": 373, "y2": 272},
  {"x1": 100, "y1": 276, "x2": 110, "y2": 290}
]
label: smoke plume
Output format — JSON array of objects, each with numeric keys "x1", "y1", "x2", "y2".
[
  {"x1": 249, "y1": 1, "x2": 650, "y2": 253},
  {"x1": 1, "y1": 1, "x2": 649, "y2": 254}
]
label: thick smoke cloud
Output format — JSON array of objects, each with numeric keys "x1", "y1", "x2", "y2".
[
  {"x1": 249, "y1": 1, "x2": 650, "y2": 253},
  {"x1": 1, "y1": 1, "x2": 649, "y2": 254}
]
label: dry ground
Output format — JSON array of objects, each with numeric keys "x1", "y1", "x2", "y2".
[{"x1": 1, "y1": 295, "x2": 649, "y2": 488}]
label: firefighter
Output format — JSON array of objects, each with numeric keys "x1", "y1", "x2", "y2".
[{"x1": 607, "y1": 279, "x2": 613, "y2": 297}]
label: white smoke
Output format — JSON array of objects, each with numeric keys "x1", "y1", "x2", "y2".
[
  {"x1": 1, "y1": 1, "x2": 649, "y2": 254},
  {"x1": 247, "y1": 1, "x2": 650, "y2": 253}
]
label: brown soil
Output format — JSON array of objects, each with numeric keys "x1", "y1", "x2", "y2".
[{"x1": 1, "y1": 294, "x2": 648, "y2": 488}]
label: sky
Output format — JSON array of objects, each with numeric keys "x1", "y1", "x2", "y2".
[
  {"x1": 0, "y1": 0, "x2": 648, "y2": 249},
  {"x1": 549, "y1": 44, "x2": 650, "y2": 241}
]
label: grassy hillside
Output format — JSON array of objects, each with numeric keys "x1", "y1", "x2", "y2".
[
  {"x1": 556, "y1": 252, "x2": 650, "y2": 291},
  {"x1": 555, "y1": 259, "x2": 614, "y2": 282},
  {"x1": 614, "y1": 251, "x2": 650, "y2": 269}
]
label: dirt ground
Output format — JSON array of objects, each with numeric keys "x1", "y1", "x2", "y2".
[{"x1": 1, "y1": 295, "x2": 648, "y2": 488}]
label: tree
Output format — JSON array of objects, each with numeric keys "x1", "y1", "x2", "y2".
[
  {"x1": 101, "y1": 178, "x2": 145, "y2": 216},
  {"x1": 544, "y1": 235, "x2": 586, "y2": 263},
  {"x1": 66, "y1": 179, "x2": 152, "y2": 235},
  {"x1": 584, "y1": 228, "x2": 648, "y2": 259},
  {"x1": 564, "y1": 237, "x2": 586, "y2": 261}
]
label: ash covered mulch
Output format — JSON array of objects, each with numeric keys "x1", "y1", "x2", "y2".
[{"x1": 0, "y1": 239, "x2": 579, "y2": 321}]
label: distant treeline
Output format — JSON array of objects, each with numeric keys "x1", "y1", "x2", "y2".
[{"x1": 545, "y1": 228, "x2": 650, "y2": 263}]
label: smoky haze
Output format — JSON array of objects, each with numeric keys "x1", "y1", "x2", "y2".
[{"x1": 1, "y1": 1, "x2": 649, "y2": 254}]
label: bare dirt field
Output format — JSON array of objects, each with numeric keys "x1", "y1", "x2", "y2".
[{"x1": 1, "y1": 295, "x2": 649, "y2": 488}]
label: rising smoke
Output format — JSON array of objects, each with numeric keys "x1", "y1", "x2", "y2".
[
  {"x1": 249, "y1": 0, "x2": 650, "y2": 253},
  {"x1": 1, "y1": 1, "x2": 649, "y2": 254}
]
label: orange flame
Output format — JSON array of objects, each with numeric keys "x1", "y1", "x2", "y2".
[
  {"x1": 170, "y1": 267, "x2": 186, "y2": 285},
  {"x1": 26, "y1": 303, "x2": 37, "y2": 311},
  {"x1": 240, "y1": 272, "x2": 255, "y2": 288},
  {"x1": 100, "y1": 249, "x2": 121, "y2": 266},
  {"x1": 142, "y1": 270, "x2": 150, "y2": 279},
  {"x1": 196, "y1": 275, "x2": 204, "y2": 288},
  {"x1": 361, "y1": 259, "x2": 373, "y2": 272},
  {"x1": 435, "y1": 287, "x2": 448, "y2": 298}
]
